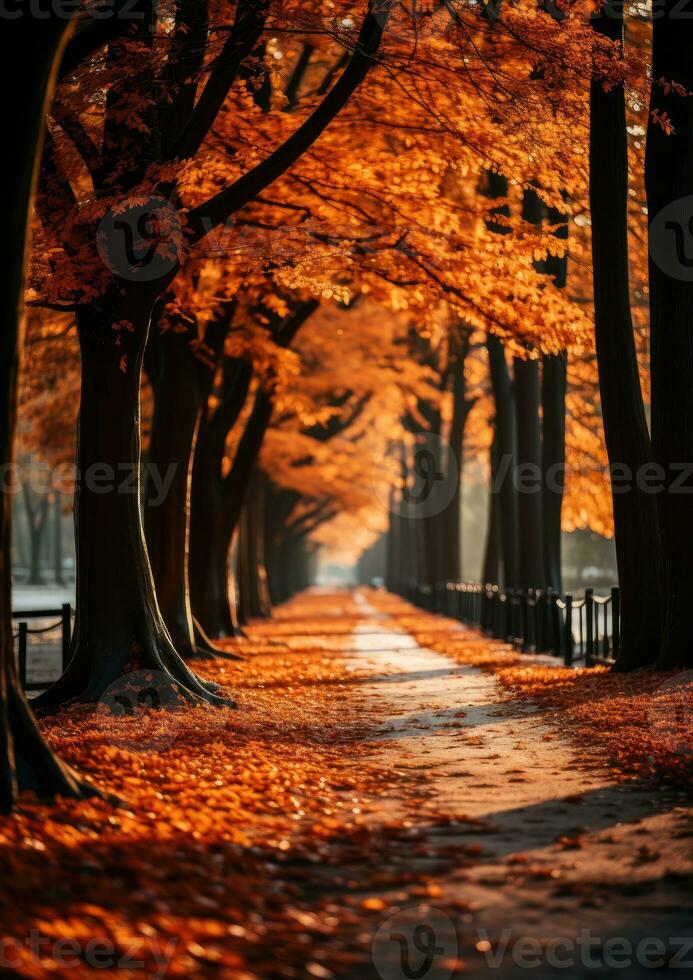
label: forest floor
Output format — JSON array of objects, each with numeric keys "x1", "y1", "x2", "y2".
[{"x1": 1, "y1": 589, "x2": 692, "y2": 979}]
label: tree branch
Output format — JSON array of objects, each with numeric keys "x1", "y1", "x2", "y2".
[
  {"x1": 173, "y1": 0, "x2": 270, "y2": 160},
  {"x1": 186, "y1": 0, "x2": 393, "y2": 243}
]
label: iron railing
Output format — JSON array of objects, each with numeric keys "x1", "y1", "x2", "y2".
[
  {"x1": 12, "y1": 604, "x2": 72, "y2": 691},
  {"x1": 400, "y1": 582, "x2": 619, "y2": 667}
]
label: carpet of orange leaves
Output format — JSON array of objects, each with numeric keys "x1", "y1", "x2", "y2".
[
  {"x1": 0, "y1": 593, "x2": 457, "y2": 979},
  {"x1": 1, "y1": 590, "x2": 691, "y2": 978}
]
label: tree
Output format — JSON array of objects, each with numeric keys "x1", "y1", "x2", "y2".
[
  {"x1": 1, "y1": 14, "x2": 94, "y2": 811},
  {"x1": 590, "y1": 0, "x2": 661, "y2": 669},
  {"x1": 646, "y1": 0, "x2": 693, "y2": 669}
]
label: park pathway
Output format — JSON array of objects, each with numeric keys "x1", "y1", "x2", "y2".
[
  {"x1": 4, "y1": 587, "x2": 691, "y2": 980},
  {"x1": 302, "y1": 589, "x2": 693, "y2": 979}
]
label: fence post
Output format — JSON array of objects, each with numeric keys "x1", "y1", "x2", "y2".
[
  {"x1": 61, "y1": 603, "x2": 72, "y2": 670},
  {"x1": 520, "y1": 592, "x2": 529, "y2": 651},
  {"x1": 504, "y1": 590, "x2": 513, "y2": 642},
  {"x1": 564, "y1": 594, "x2": 574, "y2": 666},
  {"x1": 585, "y1": 588, "x2": 594, "y2": 666},
  {"x1": 611, "y1": 586, "x2": 620, "y2": 660},
  {"x1": 544, "y1": 588, "x2": 553, "y2": 653},
  {"x1": 18, "y1": 622, "x2": 28, "y2": 689}
]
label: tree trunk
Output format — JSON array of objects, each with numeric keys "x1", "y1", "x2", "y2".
[
  {"x1": 189, "y1": 360, "x2": 252, "y2": 638},
  {"x1": 646, "y1": 0, "x2": 693, "y2": 668},
  {"x1": 482, "y1": 437, "x2": 502, "y2": 585},
  {"x1": 237, "y1": 470, "x2": 272, "y2": 623},
  {"x1": 487, "y1": 335, "x2": 518, "y2": 588},
  {"x1": 590, "y1": 2, "x2": 662, "y2": 668},
  {"x1": 1, "y1": 15, "x2": 95, "y2": 809},
  {"x1": 144, "y1": 310, "x2": 241, "y2": 658},
  {"x1": 541, "y1": 352, "x2": 567, "y2": 592},
  {"x1": 33, "y1": 295, "x2": 230, "y2": 709},
  {"x1": 53, "y1": 492, "x2": 65, "y2": 586},
  {"x1": 144, "y1": 327, "x2": 201, "y2": 659},
  {"x1": 514, "y1": 357, "x2": 544, "y2": 589},
  {"x1": 437, "y1": 337, "x2": 475, "y2": 583},
  {"x1": 24, "y1": 485, "x2": 49, "y2": 587}
]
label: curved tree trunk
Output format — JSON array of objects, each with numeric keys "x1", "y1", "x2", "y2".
[
  {"x1": 1, "y1": 16, "x2": 95, "y2": 809},
  {"x1": 34, "y1": 297, "x2": 230, "y2": 710},
  {"x1": 144, "y1": 328, "x2": 202, "y2": 660},
  {"x1": 590, "y1": 3, "x2": 662, "y2": 669},
  {"x1": 646, "y1": 0, "x2": 693, "y2": 668}
]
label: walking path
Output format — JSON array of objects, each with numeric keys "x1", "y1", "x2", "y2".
[
  {"x1": 2, "y1": 588, "x2": 691, "y2": 979},
  {"x1": 332, "y1": 591, "x2": 692, "y2": 978}
]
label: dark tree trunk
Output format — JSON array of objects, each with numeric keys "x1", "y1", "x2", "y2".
[
  {"x1": 1, "y1": 16, "x2": 95, "y2": 809},
  {"x1": 541, "y1": 208, "x2": 568, "y2": 593},
  {"x1": 487, "y1": 335, "x2": 518, "y2": 588},
  {"x1": 34, "y1": 296, "x2": 230, "y2": 710},
  {"x1": 53, "y1": 493, "x2": 65, "y2": 586},
  {"x1": 22, "y1": 484, "x2": 49, "y2": 586},
  {"x1": 189, "y1": 359, "x2": 252, "y2": 638},
  {"x1": 541, "y1": 352, "x2": 567, "y2": 592},
  {"x1": 514, "y1": 357, "x2": 544, "y2": 589},
  {"x1": 190, "y1": 427, "x2": 240, "y2": 640},
  {"x1": 590, "y1": 2, "x2": 662, "y2": 668},
  {"x1": 436, "y1": 335, "x2": 475, "y2": 583},
  {"x1": 482, "y1": 438, "x2": 502, "y2": 585},
  {"x1": 646, "y1": 0, "x2": 693, "y2": 668},
  {"x1": 237, "y1": 469, "x2": 272, "y2": 623},
  {"x1": 144, "y1": 327, "x2": 202, "y2": 660}
]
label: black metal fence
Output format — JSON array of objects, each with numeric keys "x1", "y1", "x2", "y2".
[
  {"x1": 399, "y1": 582, "x2": 620, "y2": 668},
  {"x1": 12, "y1": 605, "x2": 72, "y2": 691}
]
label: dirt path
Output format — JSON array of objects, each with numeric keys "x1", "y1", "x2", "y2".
[{"x1": 340, "y1": 590, "x2": 693, "y2": 979}]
